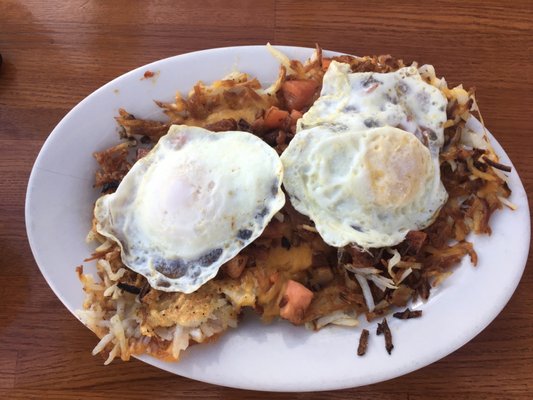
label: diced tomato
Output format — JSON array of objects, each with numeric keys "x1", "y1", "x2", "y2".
[
  {"x1": 263, "y1": 106, "x2": 290, "y2": 130},
  {"x1": 281, "y1": 79, "x2": 319, "y2": 111},
  {"x1": 143, "y1": 70, "x2": 155, "y2": 78},
  {"x1": 289, "y1": 110, "x2": 303, "y2": 134},
  {"x1": 279, "y1": 280, "x2": 314, "y2": 324},
  {"x1": 289, "y1": 109, "x2": 303, "y2": 122}
]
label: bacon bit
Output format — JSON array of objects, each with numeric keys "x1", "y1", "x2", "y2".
[
  {"x1": 117, "y1": 282, "x2": 141, "y2": 295},
  {"x1": 393, "y1": 308, "x2": 422, "y2": 320},
  {"x1": 204, "y1": 118, "x2": 237, "y2": 132},
  {"x1": 376, "y1": 318, "x2": 394, "y2": 354},
  {"x1": 482, "y1": 156, "x2": 512, "y2": 173},
  {"x1": 143, "y1": 70, "x2": 155, "y2": 79},
  {"x1": 139, "y1": 281, "x2": 151, "y2": 300},
  {"x1": 357, "y1": 329, "x2": 370, "y2": 356},
  {"x1": 467, "y1": 157, "x2": 497, "y2": 181}
]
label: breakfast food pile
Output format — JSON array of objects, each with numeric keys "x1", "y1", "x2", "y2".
[{"x1": 77, "y1": 45, "x2": 513, "y2": 364}]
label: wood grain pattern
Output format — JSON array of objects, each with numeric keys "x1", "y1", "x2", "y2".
[{"x1": 1, "y1": 0, "x2": 531, "y2": 398}]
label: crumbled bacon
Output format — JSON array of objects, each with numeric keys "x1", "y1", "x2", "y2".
[
  {"x1": 376, "y1": 318, "x2": 394, "y2": 355},
  {"x1": 117, "y1": 282, "x2": 141, "y2": 295},
  {"x1": 357, "y1": 329, "x2": 370, "y2": 356},
  {"x1": 482, "y1": 156, "x2": 512, "y2": 173},
  {"x1": 393, "y1": 308, "x2": 422, "y2": 320},
  {"x1": 204, "y1": 118, "x2": 238, "y2": 132}
]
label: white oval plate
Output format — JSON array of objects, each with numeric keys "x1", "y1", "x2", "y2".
[{"x1": 26, "y1": 46, "x2": 530, "y2": 392}]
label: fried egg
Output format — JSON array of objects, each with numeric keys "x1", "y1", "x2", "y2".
[
  {"x1": 298, "y1": 61, "x2": 448, "y2": 155},
  {"x1": 280, "y1": 60, "x2": 449, "y2": 249},
  {"x1": 94, "y1": 125, "x2": 285, "y2": 293},
  {"x1": 281, "y1": 125, "x2": 447, "y2": 249}
]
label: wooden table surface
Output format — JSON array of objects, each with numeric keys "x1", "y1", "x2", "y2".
[{"x1": 1, "y1": 0, "x2": 532, "y2": 398}]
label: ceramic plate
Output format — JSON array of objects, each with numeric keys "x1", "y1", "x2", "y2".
[{"x1": 25, "y1": 46, "x2": 530, "y2": 392}]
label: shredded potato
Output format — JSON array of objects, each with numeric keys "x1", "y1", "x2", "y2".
[{"x1": 80, "y1": 46, "x2": 512, "y2": 363}]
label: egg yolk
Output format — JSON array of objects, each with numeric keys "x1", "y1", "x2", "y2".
[{"x1": 363, "y1": 131, "x2": 430, "y2": 208}]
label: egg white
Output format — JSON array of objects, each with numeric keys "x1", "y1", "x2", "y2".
[{"x1": 298, "y1": 61, "x2": 448, "y2": 155}]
